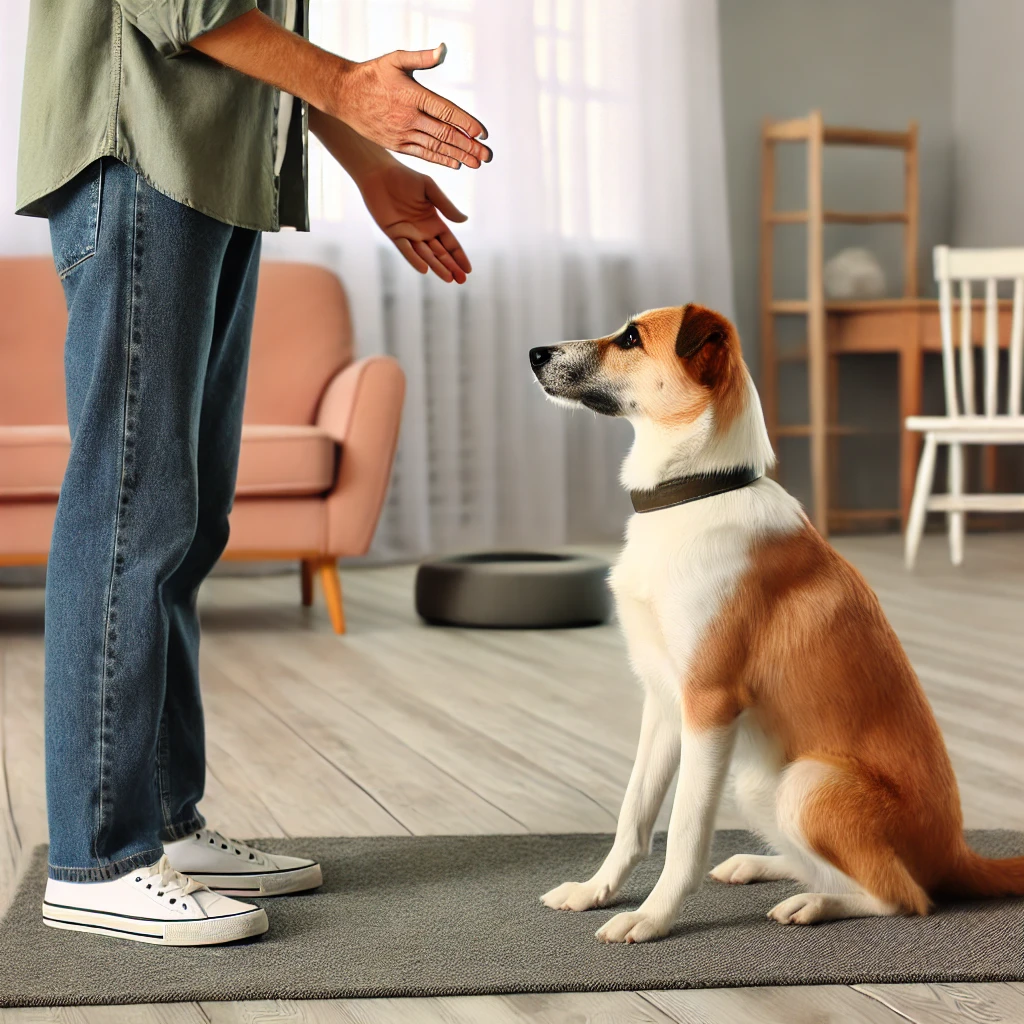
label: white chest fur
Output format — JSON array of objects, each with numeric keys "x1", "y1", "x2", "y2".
[{"x1": 608, "y1": 479, "x2": 803, "y2": 709}]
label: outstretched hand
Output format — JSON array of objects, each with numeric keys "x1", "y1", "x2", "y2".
[
  {"x1": 359, "y1": 161, "x2": 472, "y2": 284},
  {"x1": 332, "y1": 44, "x2": 492, "y2": 170}
]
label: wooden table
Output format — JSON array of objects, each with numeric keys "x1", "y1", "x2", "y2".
[{"x1": 823, "y1": 297, "x2": 1015, "y2": 526}]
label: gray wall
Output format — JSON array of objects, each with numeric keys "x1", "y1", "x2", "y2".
[
  {"x1": 717, "y1": 0, "x2": 954, "y2": 511},
  {"x1": 950, "y1": 0, "x2": 1024, "y2": 492},
  {"x1": 952, "y1": 0, "x2": 1024, "y2": 245}
]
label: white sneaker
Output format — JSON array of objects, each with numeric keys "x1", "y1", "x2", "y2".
[
  {"x1": 42, "y1": 855, "x2": 268, "y2": 946},
  {"x1": 164, "y1": 828, "x2": 323, "y2": 896}
]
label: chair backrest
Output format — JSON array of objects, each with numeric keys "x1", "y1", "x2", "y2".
[
  {"x1": 934, "y1": 245, "x2": 1024, "y2": 419},
  {"x1": 245, "y1": 261, "x2": 354, "y2": 425},
  {"x1": 0, "y1": 257, "x2": 354, "y2": 428},
  {"x1": 0, "y1": 257, "x2": 70, "y2": 425}
]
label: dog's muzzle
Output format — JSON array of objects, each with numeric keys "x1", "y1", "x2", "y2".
[{"x1": 529, "y1": 343, "x2": 622, "y2": 416}]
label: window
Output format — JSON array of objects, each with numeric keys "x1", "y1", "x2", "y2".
[{"x1": 306, "y1": 0, "x2": 639, "y2": 243}]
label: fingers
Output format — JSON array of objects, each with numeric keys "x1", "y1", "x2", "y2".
[
  {"x1": 394, "y1": 238, "x2": 429, "y2": 274},
  {"x1": 418, "y1": 88, "x2": 490, "y2": 144},
  {"x1": 425, "y1": 180, "x2": 468, "y2": 223},
  {"x1": 396, "y1": 142, "x2": 461, "y2": 170},
  {"x1": 402, "y1": 130, "x2": 480, "y2": 169},
  {"x1": 393, "y1": 42, "x2": 447, "y2": 72},
  {"x1": 411, "y1": 113, "x2": 489, "y2": 165},
  {"x1": 438, "y1": 228, "x2": 472, "y2": 274},
  {"x1": 426, "y1": 237, "x2": 467, "y2": 284},
  {"x1": 394, "y1": 236, "x2": 468, "y2": 285},
  {"x1": 411, "y1": 240, "x2": 455, "y2": 283}
]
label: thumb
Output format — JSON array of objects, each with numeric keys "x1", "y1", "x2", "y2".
[
  {"x1": 394, "y1": 42, "x2": 447, "y2": 72},
  {"x1": 426, "y1": 178, "x2": 468, "y2": 222}
]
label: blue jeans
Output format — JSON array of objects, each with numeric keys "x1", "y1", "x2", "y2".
[{"x1": 44, "y1": 159, "x2": 261, "y2": 881}]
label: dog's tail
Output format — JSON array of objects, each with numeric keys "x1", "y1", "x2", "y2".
[{"x1": 938, "y1": 847, "x2": 1024, "y2": 899}]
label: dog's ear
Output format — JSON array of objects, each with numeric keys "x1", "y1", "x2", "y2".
[
  {"x1": 675, "y1": 305, "x2": 733, "y2": 387},
  {"x1": 675, "y1": 305, "x2": 729, "y2": 359}
]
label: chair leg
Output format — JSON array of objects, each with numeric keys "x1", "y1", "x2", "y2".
[
  {"x1": 300, "y1": 559, "x2": 314, "y2": 607},
  {"x1": 948, "y1": 442, "x2": 965, "y2": 567},
  {"x1": 318, "y1": 558, "x2": 346, "y2": 635},
  {"x1": 905, "y1": 433, "x2": 938, "y2": 570}
]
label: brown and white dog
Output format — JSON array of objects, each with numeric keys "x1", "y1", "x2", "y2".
[{"x1": 530, "y1": 304, "x2": 1024, "y2": 944}]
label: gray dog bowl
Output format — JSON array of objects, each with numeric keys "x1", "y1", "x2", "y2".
[{"x1": 415, "y1": 552, "x2": 612, "y2": 629}]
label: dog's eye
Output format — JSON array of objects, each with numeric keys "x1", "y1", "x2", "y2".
[{"x1": 615, "y1": 325, "x2": 643, "y2": 351}]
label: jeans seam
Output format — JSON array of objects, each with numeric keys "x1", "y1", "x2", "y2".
[
  {"x1": 93, "y1": 170, "x2": 142, "y2": 868},
  {"x1": 157, "y1": 713, "x2": 174, "y2": 830},
  {"x1": 160, "y1": 813, "x2": 206, "y2": 844},
  {"x1": 92, "y1": 160, "x2": 104, "y2": 256}
]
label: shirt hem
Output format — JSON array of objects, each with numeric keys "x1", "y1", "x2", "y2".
[{"x1": 16, "y1": 151, "x2": 306, "y2": 234}]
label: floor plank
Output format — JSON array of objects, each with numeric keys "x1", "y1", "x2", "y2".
[
  {"x1": 0, "y1": 639, "x2": 23, "y2": 912},
  {"x1": 855, "y1": 981, "x2": 1024, "y2": 1023},
  {"x1": 0, "y1": 1005, "x2": 210, "y2": 1024},
  {"x1": 198, "y1": 657, "x2": 409, "y2": 839},
  {"x1": 202, "y1": 991, "x2": 679, "y2": 1023},
  {"x1": 207, "y1": 638, "x2": 524, "y2": 835},
  {"x1": 643, "y1": 985, "x2": 908, "y2": 1023}
]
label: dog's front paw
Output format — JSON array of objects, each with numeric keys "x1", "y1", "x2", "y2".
[
  {"x1": 595, "y1": 909, "x2": 670, "y2": 944},
  {"x1": 541, "y1": 880, "x2": 612, "y2": 911}
]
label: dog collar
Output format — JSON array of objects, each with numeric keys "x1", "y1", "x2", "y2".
[{"x1": 629, "y1": 466, "x2": 762, "y2": 514}]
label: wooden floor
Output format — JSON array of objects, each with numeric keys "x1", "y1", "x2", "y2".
[{"x1": 1, "y1": 533, "x2": 1024, "y2": 1023}]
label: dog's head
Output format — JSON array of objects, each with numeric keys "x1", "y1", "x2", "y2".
[{"x1": 529, "y1": 304, "x2": 746, "y2": 429}]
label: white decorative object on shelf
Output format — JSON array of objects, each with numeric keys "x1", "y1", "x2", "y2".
[{"x1": 823, "y1": 247, "x2": 887, "y2": 300}]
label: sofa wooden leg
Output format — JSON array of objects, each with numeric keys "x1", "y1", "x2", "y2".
[
  {"x1": 300, "y1": 559, "x2": 314, "y2": 607},
  {"x1": 318, "y1": 558, "x2": 346, "y2": 634}
]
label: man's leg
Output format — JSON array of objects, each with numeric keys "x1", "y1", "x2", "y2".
[
  {"x1": 156, "y1": 226, "x2": 261, "y2": 841},
  {"x1": 154, "y1": 227, "x2": 323, "y2": 897},
  {"x1": 45, "y1": 159, "x2": 236, "y2": 881}
]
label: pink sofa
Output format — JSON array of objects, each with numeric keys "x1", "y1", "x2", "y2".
[{"x1": 0, "y1": 257, "x2": 405, "y2": 633}]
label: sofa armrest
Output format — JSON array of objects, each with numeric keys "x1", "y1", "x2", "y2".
[{"x1": 316, "y1": 355, "x2": 406, "y2": 557}]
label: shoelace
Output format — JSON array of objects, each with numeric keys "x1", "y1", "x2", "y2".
[
  {"x1": 196, "y1": 828, "x2": 267, "y2": 866},
  {"x1": 136, "y1": 855, "x2": 207, "y2": 915}
]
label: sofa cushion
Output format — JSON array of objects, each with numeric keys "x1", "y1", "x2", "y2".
[
  {"x1": 0, "y1": 426, "x2": 70, "y2": 499},
  {"x1": 235, "y1": 425, "x2": 336, "y2": 497},
  {"x1": 245, "y1": 262, "x2": 354, "y2": 426},
  {"x1": 0, "y1": 258, "x2": 69, "y2": 426},
  {"x1": 0, "y1": 425, "x2": 336, "y2": 500}
]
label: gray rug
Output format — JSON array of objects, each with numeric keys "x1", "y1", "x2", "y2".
[{"x1": 2, "y1": 830, "x2": 1024, "y2": 1007}]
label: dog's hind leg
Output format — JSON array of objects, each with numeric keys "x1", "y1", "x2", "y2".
[
  {"x1": 541, "y1": 689, "x2": 680, "y2": 912},
  {"x1": 766, "y1": 757, "x2": 929, "y2": 925},
  {"x1": 711, "y1": 853, "x2": 796, "y2": 884},
  {"x1": 768, "y1": 890, "x2": 899, "y2": 924},
  {"x1": 712, "y1": 713, "x2": 796, "y2": 885}
]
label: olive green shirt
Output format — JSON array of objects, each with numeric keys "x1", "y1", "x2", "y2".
[{"x1": 17, "y1": 0, "x2": 309, "y2": 232}]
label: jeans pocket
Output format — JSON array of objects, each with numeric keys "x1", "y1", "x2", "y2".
[{"x1": 48, "y1": 160, "x2": 103, "y2": 280}]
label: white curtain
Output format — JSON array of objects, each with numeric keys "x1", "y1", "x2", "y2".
[{"x1": 1, "y1": 0, "x2": 734, "y2": 560}]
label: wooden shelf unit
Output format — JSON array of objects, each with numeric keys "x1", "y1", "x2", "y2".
[{"x1": 760, "y1": 110, "x2": 919, "y2": 536}]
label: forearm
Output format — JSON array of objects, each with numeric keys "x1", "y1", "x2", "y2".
[
  {"x1": 190, "y1": 9, "x2": 347, "y2": 116},
  {"x1": 193, "y1": 15, "x2": 402, "y2": 185},
  {"x1": 309, "y1": 108, "x2": 395, "y2": 184},
  {"x1": 191, "y1": 7, "x2": 490, "y2": 170}
]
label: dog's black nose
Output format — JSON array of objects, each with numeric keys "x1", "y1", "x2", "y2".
[{"x1": 530, "y1": 346, "x2": 554, "y2": 368}]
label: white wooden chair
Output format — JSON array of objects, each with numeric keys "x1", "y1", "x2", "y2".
[{"x1": 904, "y1": 246, "x2": 1024, "y2": 568}]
